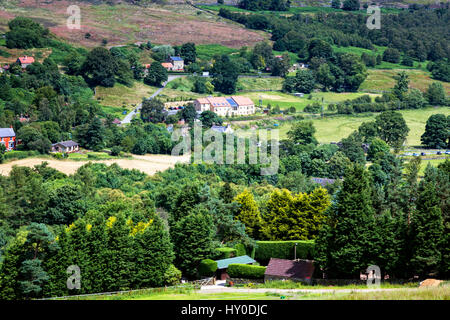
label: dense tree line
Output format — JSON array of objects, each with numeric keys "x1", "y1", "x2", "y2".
[
  {"x1": 219, "y1": 7, "x2": 450, "y2": 63},
  {"x1": 238, "y1": 0, "x2": 290, "y2": 11},
  {"x1": 316, "y1": 159, "x2": 449, "y2": 279}
]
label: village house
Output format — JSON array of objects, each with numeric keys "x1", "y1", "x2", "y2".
[
  {"x1": 194, "y1": 96, "x2": 255, "y2": 117},
  {"x1": 51, "y1": 140, "x2": 79, "y2": 153},
  {"x1": 169, "y1": 56, "x2": 184, "y2": 71},
  {"x1": 0, "y1": 127, "x2": 16, "y2": 151},
  {"x1": 16, "y1": 56, "x2": 35, "y2": 69}
]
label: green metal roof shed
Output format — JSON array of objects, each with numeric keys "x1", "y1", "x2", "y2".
[{"x1": 215, "y1": 255, "x2": 256, "y2": 270}]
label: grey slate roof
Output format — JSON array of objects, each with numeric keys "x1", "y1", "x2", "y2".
[
  {"x1": 52, "y1": 140, "x2": 79, "y2": 148},
  {"x1": 0, "y1": 128, "x2": 15, "y2": 138},
  {"x1": 215, "y1": 255, "x2": 256, "y2": 270}
]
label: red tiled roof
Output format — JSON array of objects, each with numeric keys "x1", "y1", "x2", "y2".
[
  {"x1": 265, "y1": 258, "x2": 315, "y2": 280},
  {"x1": 18, "y1": 56, "x2": 35, "y2": 64},
  {"x1": 231, "y1": 96, "x2": 254, "y2": 106},
  {"x1": 161, "y1": 62, "x2": 173, "y2": 69}
]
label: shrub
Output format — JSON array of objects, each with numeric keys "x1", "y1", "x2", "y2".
[
  {"x1": 164, "y1": 264, "x2": 182, "y2": 286},
  {"x1": 254, "y1": 240, "x2": 315, "y2": 265},
  {"x1": 110, "y1": 146, "x2": 122, "y2": 156},
  {"x1": 52, "y1": 152, "x2": 64, "y2": 159},
  {"x1": 3, "y1": 150, "x2": 39, "y2": 161},
  {"x1": 215, "y1": 247, "x2": 237, "y2": 259},
  {"x1": 234, "y1": 243, "x2": 246, "y2": 257},
  {"x1": 227, "y1": 264, "x2": 266, "y2": 279},
  {"x1": 198, "y1": 259, "x2": 218, "y2": 277}
]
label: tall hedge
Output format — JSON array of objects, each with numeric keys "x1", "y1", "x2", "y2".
[
  {"x1": 227, "y1": 264, "x2": 266, "y2": 279},
  {"x1": 254, "y1": 240, "x2": 315, "y2": 265}
]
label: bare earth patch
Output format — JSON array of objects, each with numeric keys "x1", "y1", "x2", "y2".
[
  {"x1": 419, "y1": 279, "x2": 443, "y2": 288},
  {"x1": 1, "y1": 1, "x2": 266, "y2": 48},
  {"x1": 0, "y1": 154, "x2": 191, "y2": 176}
]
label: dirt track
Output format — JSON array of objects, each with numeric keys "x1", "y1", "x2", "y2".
[{"x1": 0, "y1": 154, "x2": 191, "y2": 176}]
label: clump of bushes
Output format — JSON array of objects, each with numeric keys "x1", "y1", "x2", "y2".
[
  {"x1": 198, "y1": 259, "x2": 218, "y2": 277},
  {"x1": 227, "y1": 264, "x2": 266, "y2": 279}
]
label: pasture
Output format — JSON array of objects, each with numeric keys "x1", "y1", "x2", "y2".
[
  {"x1": 360, "y1": 69, "x2": 450, "y2": 94},
  {"x1": 237, "y1": 107, "x2": 450, "y2": 147}
]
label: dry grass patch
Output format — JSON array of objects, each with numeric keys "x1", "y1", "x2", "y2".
[
  {"x1": 95, "y1": 81, "x2": 159, "y2": 109},
  {"x1": 360, "y1": 69, "x2": 450, "y2": 94}
]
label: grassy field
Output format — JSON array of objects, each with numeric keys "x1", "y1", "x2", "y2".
[
  {"x1": 196, "y1": 44, "x2": 239, "y2": 61},
  {"x1": 94, "y1": 81, "x2": 159, "y2": 118},
  {"x1": 239, "y1": 107, "x2": 450, "y2": 147},
  {"x1": 237, "y1": 77, "x2": 284, "y2": 91},
  {"x1": 402, "y1": 158, "x2": 450, "y2": 176},
  {"x1": 239, "y1": 91, "x2": 380, "y2": 111},
  {"x1": 360, "y1": 69, "x2": 450, "y2": 94},
  {"x1": 64, "y1": 284, "x2": 450, "y2": 300}
]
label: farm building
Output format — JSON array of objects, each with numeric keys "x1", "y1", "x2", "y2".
[
  {"x1": 51, "y1": 140, "x2": 79, "y2": 153},
  {"x1": 0, "y1": 128, "x2": 16, "y2": 151},
  {"x1": 169, "y1": 56, "x2": 184, "y2": 71},
  {"x1": 264, "y1": 258, "x2": 315, "y2": 284},
  {"x1": 194, "y1": 96, "x2": 255, "y2": 117},
  {"x1": 214, "y1": 255, "x2": 256, "y2": 280},
  {"x1": 16, "y1": 56, "x2": 35, "y2": 69}
]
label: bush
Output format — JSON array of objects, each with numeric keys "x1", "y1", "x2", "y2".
[
  {"x1": 254, "y1": 240, "x2": 315, "y2": 265},
  {"x1": 164, "y1": 264, "x2": 182, "y2": 286},
  {"x1": 215, "y1": 247, "x2": 237, "y2": 259},
  {"x1": 3, "y1": 150, "x2": 39, "y2": 161},
  {"x1": 227, "y1": 264, "x2": 266, "y2": 279},
  {"x1": 234, "y1": 243, "x2": 246, "y2": 257},
  {"x1": 198, "y1": 259, "x2": 218, "y2": 277},
  {"x1": 110, "y1": 146, "x2": 122, "y2": 156}
]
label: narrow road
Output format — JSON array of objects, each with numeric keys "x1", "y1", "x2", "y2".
[{"x1": 121, "y1": 75, "x2": 185, "y2": 124}]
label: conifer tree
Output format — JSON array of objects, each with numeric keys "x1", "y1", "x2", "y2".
[
  {"x1": 171, "y1": 211, "x2": 215, "y2": 279},
  {"x1": 233, "y1": 189, "x2": 262, "y2": 239},
  {"x1": 132, "y1": 217, "x2": 174, "y2": 288},
  {"x1": 410, "y1": 166, "x2": 445, "y2": 277},
  {"x1": 315, "y1": 164, "x2": 376, "y2": 278}
]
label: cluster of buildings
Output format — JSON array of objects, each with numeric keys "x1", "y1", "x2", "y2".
[
  {"x1": 143, "y1": 56, "x2": 185, "y2": 75},
  {"x1": 0, "y1": 126, "x2": 80, "y2": 154},
  {"x1": 0, "y1": 56, "x2": 35, "y2": 73},
  {"x1": 194, "y1": 96, "x2": 255, "y2": 117},
  {"x1": 214, "y1": 254, "x2": 314, "y2": 284}
]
